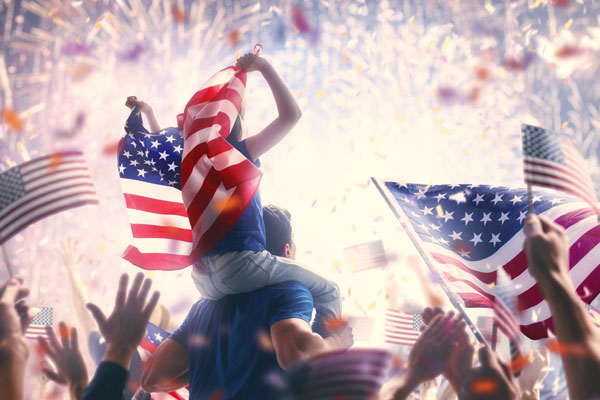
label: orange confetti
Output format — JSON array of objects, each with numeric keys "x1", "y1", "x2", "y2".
[
  {"x1": 71, "y1": 64, "x2": 94, "y2": 81},
  {"x1": 102, "y1": 140, "x2": 121, "y2": 155},
  {"x1": 2, "y1": 108, "x2": 24, "y2": 132},
  {"x1": 475, "y1": 66, "x2": 490, "y2": 81},
  {"x1": 49, "y1": 154, "x2": 63, "y2": 171},
  {"x1": 209, "y1": 389, "x2": 225, "y2": 400},
  {"x1": 324, "y1": 317, "x2": 348, "y2": 331},
  {"x1": 213, "y1": 196, "x2": 242, "y2": 213},
  {"x1": 227, "y1": 29, "x2": 242, "y2": 46},
  {"x1": 545, "y1": 339, "x2": 587, "y2": 356},
  {"x1": 471, "y1": 378, "x2": 498, "y2": 394},
  {"x1": 36, "y1": 340, "x2": 50, "y2": 356},
  {"x1": 509, "y1": 353, "x2": 530, "y2": 372},
  {"x1": 58, "y1": 323, "x2": 69, "y2": 340},
  {"x1": 172, "y1": 6, "x2": 186, "y2": 23}
]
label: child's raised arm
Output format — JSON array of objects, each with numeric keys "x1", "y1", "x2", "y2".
[
  {"x1": 125, "y1": 96, "x2": 162, "y2": 133},
  {"x1": 236, "y1": 53, "x2": 302, "y2": 161}
]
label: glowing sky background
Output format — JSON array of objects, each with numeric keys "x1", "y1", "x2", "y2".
[{"x1": 1, "y1": 0, "x2": 600, "y2": 397}]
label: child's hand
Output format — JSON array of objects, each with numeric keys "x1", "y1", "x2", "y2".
[
  {"x1": 125, "y1": 96, "x2": 152, "y2": 113},
  {"x1": 235, "y1": 53, "x2": 267, "y2": 73}
]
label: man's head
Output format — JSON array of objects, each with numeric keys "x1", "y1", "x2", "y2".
[{"x1": 263, "y1": 205, "x2": 296, "y2": 259}]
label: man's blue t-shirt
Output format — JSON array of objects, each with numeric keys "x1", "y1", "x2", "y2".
[
  {"x1": 207, "y1": 139, "x2": 266, "y2": 255},
  {"x1": 170, "y1": 281, "x2": 314, "y2": 399}
]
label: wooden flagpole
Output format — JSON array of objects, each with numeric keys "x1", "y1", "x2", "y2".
[{"x1": 372, "y1": 177, "x2": 489, "y2": 347}]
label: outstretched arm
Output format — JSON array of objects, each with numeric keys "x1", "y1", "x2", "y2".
[
  {"x1": 141, "y1": 338, "x2": 189, "y2": 392},
  {"x1": 236, "y1": 53, "x2": 302, "y2": 161},
  {"x1": 126, "y1": 96, "x2": 162, "y2": 133},
  {"x1": 270, "y1": 318, "x2": 353, "y2": 371},
  {"x1": 523, "y1": 214, "x2": 600, "y2": 400}
]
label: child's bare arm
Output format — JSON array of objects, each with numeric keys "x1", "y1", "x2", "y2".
[
  {"x1": 236, "y1": 54, "x2": 302, "y2": 161},
  {"x1": 125, "y1": 96, "x2": 162, "y2": 133}
]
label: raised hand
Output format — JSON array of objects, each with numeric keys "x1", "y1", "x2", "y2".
[
  {"x1": 56, "y1": 238, "x2": 84, "y2": 271},
  {"x1": 125, "y1": 96, "x2": 152, "y2": 113},
  {"x1": 38, "y1": 323, "x2": 88, "y2": 399},
  {"x1": 422, "y1": 307, "x2": 474, "y2": 391},
  {"x1": 459, "y1": 347, "x2": 519, "y2": 400},
  {"x1": 86, "y1": 273, "x2": 160, "y2": 368},
  {"x1": 235, "y1": 53, "x2": 267, "y2": 73},
  {"x1": 0, "y1": 276, "x2": 33, "y2": 400}
]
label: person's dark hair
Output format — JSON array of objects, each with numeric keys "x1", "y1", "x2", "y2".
[
  {"x1": 227, "y1": 115, "x2": 243, "y2": 144},
  {"x1": 263, "y1": 205, "x2": 292, "y2": 257}
]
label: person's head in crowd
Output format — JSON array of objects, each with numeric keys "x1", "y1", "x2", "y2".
[{"x1": 263, "y1": 204, "x2": 296, "y2": 259}]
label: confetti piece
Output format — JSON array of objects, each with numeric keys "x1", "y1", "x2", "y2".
[
  {"x1": 311, "y1": 199, "x2": 317, "y2": 207},
  {"x1": 49, "y1": 154, "x2": 63, "y2": 171},
  {"x1": 58, "y1": 323, "x2": 69, "y2": 340},
  {"x1": 471, "y1": 378, "x2": 497, "y2": 394},
  {"x1": 331, "y1": 206, "x2": 336, "y2": 213},
  {"x1": 172, "y1": 5, "x2": 186, "y2": 23},
  {"x1": 209, "y1": 389, "x2": 226, "y2": 400},
  {"x1": 562, "y1": 121, "x2": 568, "y2": 128},
  {"x1": 2, "y1": 108, "x2": 24, "y2": 132},
  {"x1": 324, "y1": 317, "x2": 348, "y2": 331},
  {"x1": 485, "y1": 3, "x2": 496, "y2": 13},
  {"x1": 254, "y1": 43, "x2": 263, "y2": 55},
  {"x1": 564, "y1": 18, "x2": 573, "y2": 29},
  {"x1": 316, "y1": 90, "x2": 324, "y2": 99},
  {"x1": 530, "y1": 0, "x2": 542, "y2": 9},
  {"x1": 102, "y1": 140, "x2": 121, "y2": 155},
  {"x1": 227, "y1": 29, "x2": 242, "y2": 46}
]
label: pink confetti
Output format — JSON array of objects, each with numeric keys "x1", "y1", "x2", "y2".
[
  {"x1": 311, "y1": 199, "x2": 317, "y2": 207},
  {"x1": 254, "y1": 43, "x2": 263, "y2": 55}
]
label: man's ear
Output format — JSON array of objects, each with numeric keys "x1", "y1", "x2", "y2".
[{"x1": 283, "y1": 243, "x2": 291, "y2": 258}]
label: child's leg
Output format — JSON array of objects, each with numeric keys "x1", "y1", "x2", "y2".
[
  {"x1": 191, "y1": 251, "x2": 272, "y2": 299},
  {"x1": 219, "y1": 251, "x2": 341, "y2": 322}
]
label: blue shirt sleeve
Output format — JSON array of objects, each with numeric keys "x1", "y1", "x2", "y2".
[
  {"x1": 268, "y1": 281, "x2": 314, "y2": 326},
  {"x1": 82, "y1": 361, "x2": 129, "y2": 400},
  {"x1": 169, "y1": 303, "x2": 194, "y2": 347},
  {"x1": 231, "y1": 139, "x2": 261, "y2": 167}
]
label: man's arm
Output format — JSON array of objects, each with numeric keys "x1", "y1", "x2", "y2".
[
  {"x1": 141, "y1": 338, "x2": 190, "y2": 392},
  {"x1": 125, "y1": 96, "x2": 161, "y2": 133},
  {"x1": 270, "y1": 317, "x2": 352, "y2": 371},
  {"x1": 236, "y1": 53, "x2": 302, "y2": 161},
  {"x1": 523, "y1": 214, "x2": 600, "y2": 400}
]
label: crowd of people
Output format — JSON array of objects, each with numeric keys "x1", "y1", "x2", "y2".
[
  {"x1": 2, "y1": 53, "x2": 600, "y2": 399},
  {"x1": 1, "y1": 212, "x2": 599, "y2": 399}
]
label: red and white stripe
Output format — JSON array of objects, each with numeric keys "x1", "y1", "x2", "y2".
[
  {"x1": 524, "y1": 137, "x2": 600, "y2": 213},
  {"x1": 121, "y1": 178, "x2": 194, "y2": 270},
  {"x1": 493, "y1": 297, "x2": 521, "y2": 345},
  {"x1": 179, "y1": 67, "x2": 261, "y2": 264},
  {"x1": 420, "y1": 201, "x2": 600, "y2": 339},
  {"x1": 24, "y1": 324, "x2": 49, "y2": 340},
  {"x1": 121, "y1": 67, "x2": 261, "y2": 270},
  {"x1": 0, "y1": 151, "x2": 98, "y2": 244},
  {"x1": 383, "y1": 309, "x2": 421, "y2": 346}
]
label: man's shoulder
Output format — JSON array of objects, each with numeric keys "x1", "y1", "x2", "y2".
[{"x1": 254, "y1": 281, "x2": 310, "y2": 296}]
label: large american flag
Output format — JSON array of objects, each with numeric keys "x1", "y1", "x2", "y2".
[
  {"x1": 119, "y1": 67, "x2": 261, "y2": 270},
  {"x1": 138, "y1": 322, "x2": 189, "y2": 400},
  {"x1": 24, "y1": 306, "x2": 52, "y2": 340},
  {"x1": 383, "y1": 308, "x2": 425, "y2": 346},
  {"x1": 0, "y1": 151, "x2": 98, "y2": 244},
  {"x1": 383, "y1": 182, "x2": 600, "y2": 340},
  {"x1": 522, "y1": 123, "x2": 600, "y2": 214}
]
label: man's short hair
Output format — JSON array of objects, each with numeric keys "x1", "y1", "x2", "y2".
[{"x1": 263, "y1": 205, "x2": 292, "y2": 257}]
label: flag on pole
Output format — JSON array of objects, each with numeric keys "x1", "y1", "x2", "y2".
[
  {"x1": 137, "y1": 322, "x2": 189, "y2": 399},
  {"x1": 522, "y1": 123, "x2": 600, "y2": 213},
  {"x1": 383, "y1": 308, "x2": 425, "y2": 346},
  {"x1": 24, "y1": 306, "x2": 53, "y2": 340},
  {"x1": 0, "y1": 151, "x2": 97, "y2": 244},
  {"x1": 119, "y1": 66, "x2": 261, "y2": 270},
  {"x1": 493, "y1": 268, "x2": 521, "y2": 355},
  {"x1": 344, "y1": 240, "x2": 388, "y2": 272},
  {"x1": 287, "y1": 348, "x2": 390, "y2": 399},
  {"x1": 382, "y1": 182, "x2": 600, "y2": 340}
]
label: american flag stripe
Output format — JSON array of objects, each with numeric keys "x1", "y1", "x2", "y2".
[
  {"x1": 383, "y1": 309, "x2": 422, "y2": 346},
  {"x1": 0, "y1": 151, "x2": 97, "y2": 243},
  {"x1": 180, "y1": 67, "x2": 262, "y2": 262},
  {"x1": 382, "y1": 182, "x2": 600, "y2": 340},
  {"x1": 522, "y1": 124, "x2": 600, "y2": 213},
  {"x1": 25, "y1": 325, "x2": 49, "y2": 340},
  {"x1": 494, "y1": 301, "x2": 520, "y2": 344}
]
